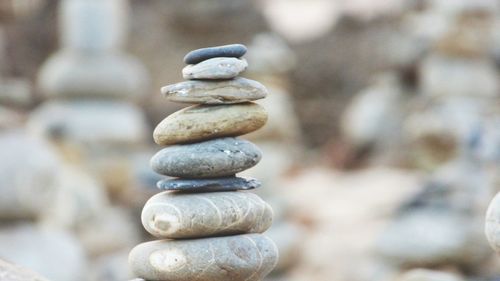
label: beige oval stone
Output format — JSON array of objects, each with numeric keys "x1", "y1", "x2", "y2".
[
  {"x1": 128, "y1": 234, "x2": 278, "y2": 281},
  {"x1": 142, "y1": 191, "x2": 273, "y2": 239},
  {"x1": 153, "y1": 102, "x2": 268, "y2": 145},
  {"x1": 182, "y1": 57, "x2": 247, "y2": 80},
  {"x1": 160, "y1": 77, "x2": 268, "y2": 104}
]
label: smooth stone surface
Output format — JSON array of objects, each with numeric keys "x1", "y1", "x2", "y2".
[
  {"x1": 128, "y1": 234, "x2": 278, "y2": 281},
  {"x1": 142, "y1": 191, "x2": 273, "y2": 239},
  {"x1": 161, "y1": 77, "x2": 267, "y2": 104},
  {"x1": 183, "y1": 44, "x2": 247, "y2": 64},
  {"x1": 153, "y1": 103, "x2": 268, "y2": 145},
  {"x1": 151, "y1": 138, "x2": 262, "y2": 178},
  {"x1": 397, "y1": 269, "x2": 464, "y2": 281},
  {"x1": 157, "y1": 176, "x2": 261, "y2": 192},
  {"x1": 182, "y1": 57, "x2": 247, "y2": 80}
]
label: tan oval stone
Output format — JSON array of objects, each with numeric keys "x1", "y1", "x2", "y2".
[
  {"x1": 153, "y1": 102, "x2": 268, "y2": 145},
  {"x1": 182, "y1": 57, "x2": 247, "y2": 80},
  {"x1": 128, "y1": 234, "x2": 278, "y2": 281},
  {"x1": 142, "y1": 191, "x2": 273, "y2": 239},
  {"x1": 160, "y1": 77, "x2": 268, "y2": 104}
]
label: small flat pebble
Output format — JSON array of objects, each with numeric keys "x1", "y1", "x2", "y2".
[
  {"x1": 150, "y1": 137, "x2": 261, "y2": 178},
  {"x1": 128, "y1": 234, "x2": 278, "y2": 281},
  {"x1": 183, "y1": 57, "x2": 247, "y2": 80},
  {"x1": 161, "y1": 77, "x2": 267, "y2": 104},
  {"x1": 142, "y1": 191, "x2": 273, "y2": 238},
  {"x1": 157, "y1": 176, "x2": 261, "y2": 192},
  {"x1": 153, "y1": 102, "x2": 268, "y2": 145},
  {"x1": 183, "y1": 44, "x2": 247, "y2": 64}
]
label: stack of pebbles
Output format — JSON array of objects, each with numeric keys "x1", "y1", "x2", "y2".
[{"x1": 129, "y1": 44, "x2": 278, "y2": 281}]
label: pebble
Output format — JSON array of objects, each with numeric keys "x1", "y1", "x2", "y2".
[
  {"x1": 151, "y1": 138, "x2": 262, "y2": 178},
  {"x1": 486, "y1": 192, "x2": 500, "y2": 253},
  {"x1": 142, "y1": 191, "x2": 273, "y2": 239},
  {"x1": 157, "y1": 176, "x2": 261, "y2": 192},
  {"x1": 0, "y1": 259, "x2": 51, "y2": 281},
  {"x1": 128, "y1": 234, "x2": 278, "y2": 281},
  {"x1": 161, "y1": 77, "x2": 267, "y2": 104},
  {"x1": 153, "y1": 102, "x2": 268, "y2": 145},
  {"x1": 183, "y1": 57, "x2": 247, "y2": 80},
  {"x1": 183, "y1": 44, "x2": 247, "y2": 64}
]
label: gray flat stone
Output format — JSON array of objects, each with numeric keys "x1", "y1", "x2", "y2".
[
  {"x1": 129, "y1": 234, "x2": 278, "y2": 281},
  {"x1": 182, "y1": 57, "x2": 247, "y2": 80},
  {"x1": 161, "y1": 77, "x2": 268, "y2": 104},
  {"x1": 183, "y1": 44, "x2": 247, "y2": 64},
  {"x1": 150, "y1": 137, "x2": 261, "y2": 178},
  {"x1": 157, "y1": 176, "x2": 261, "y2": 192},
  {"x1": 142, "y1": 191, "x2": 273, "y2": 239}
]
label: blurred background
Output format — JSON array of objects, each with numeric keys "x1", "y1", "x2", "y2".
[{"x1": 0, "y1": 0, "x2": 499, "y2": 280}]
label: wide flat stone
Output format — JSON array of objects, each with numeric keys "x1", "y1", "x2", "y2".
[
  {"x1": 183, "y1": 57, "x2": 247, "y2": 80},
  {"x1": 161, "y1": 77, "x2": 267, "y2": 104},
  {"x1": 153, "y1": 103, "x2": 267, "y2": 145},
  {"x1": 142, "y1": 191, "x2": 273, "y2": 239},
  {"x1": 129, "y1": 234, "x2": 278, "y2": 281},
  {"x1": 183, "y1": 44, "x2": 247, "y2": 64},
  {"x1": 157, "y1": 176, "x2": 261, "y2": 192},
  {"x1": 151, "y1": 138, "x2": 261, "y2": 178}
]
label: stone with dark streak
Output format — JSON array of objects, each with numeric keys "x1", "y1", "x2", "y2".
[{"x1": 157, "y1": 176, "x2": 261, "y2": 192}]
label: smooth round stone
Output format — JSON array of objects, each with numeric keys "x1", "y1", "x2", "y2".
[
  {"x1": 142, "y1": 191, "x2": 273, "y2": 239},
  {"x1": 153, "y1": 102, "x2": 268, "y2": 145},
  {"x1": 183, "y1": 44, "x2": 247, "y2": 64},
  {"x1": 183, "y1": 57, "x2": 247, "y2": 80},
  {"x1": 157, "y1": 176, "x2": 261, "y2": 192},
  {"x1": 161, "y1": 77, "x2": 268, "y2": 104},
  {"x1": 151, "y1": 138, "x2": 261, "y2": 178},
  {"x1": 486, "y1": 192, "x2": 500, "y2": 254},
  {"x1": 128, "y1": 234, "x2": 278, "y2": 281},
  {"x1": 0, "y1": 259, "x2": 51, "y2": 281}
]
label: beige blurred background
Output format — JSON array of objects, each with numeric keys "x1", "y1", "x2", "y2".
[{"x1": 0, "y1": 0, "x2": 499, "y2": 280}]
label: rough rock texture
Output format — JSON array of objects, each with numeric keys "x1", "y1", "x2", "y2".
[
  {"x1": 142, "y1": 191, "x2": 273, "y2": 239},
  {"x1": 151, "y1": 138, "x2": 262, "y2": 178},
  {"x1": 157, "y1": 176, "x2": 261, "y2": 192},
  {"x1": 182, "y1": 57, "x2": 247, "y2": 80},
  {"x1": 183, "y1": 44, "x2": 247, "y2": 64},
  {"x1": 0, "y1": 259, "x2": 51, "y2": 281},
  {"x1": 128, "y1": 234, "x2": 278, "y2": 281},
  {"x1": 153, "y1": 103, "x2": 268, "y2": 145},
  {"x1": 161, "y1": 77, "x2": 267, "y2": 104}
]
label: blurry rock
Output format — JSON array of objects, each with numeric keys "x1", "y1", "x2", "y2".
[
  {"x1": 246, "y1": 33, "x2": 297, "y2": 74},
  {"x1": 89, "y1": 250, "x2": 133, "y2": 281},
  {"x1": 396, "y1": 269, "x2": 464, "y2": 281},
  {"x1": 0, "y1": 131, "x2": 60, "y2": 219},
  {"x1": 0, "y1": 258, "x2": 51, "y2": 281},
  {"x1": 28, "y1": 100, "x2": 147, "y2": 146},
  {"x1": 376, "y1": 209, "x2": 489, "y2": 267},
  {"x1": 38, "y1": 51, "x2": 148, "y2": 99},
  {"x1": 76, "y1": 206, "x2": 140, "y2": 257},
  {"x1": 60, "y1": 0, "x2": 128, "y2": 52},
  {"x1": 0, "y1": 224, "x2": 86, "y2": 281},
  {"x1": 0, "y1": 106, "x2": 24, "y2": 129},
  {"x1": 40, "y1": 165, "x2": 108, "y2": 229},
  {"x1": 265, "y1": 221, "x2": 305, "y2": 273},
  {"x1": 0, "y1": 78, "x2": 32, "y2": 107},
  {"x1": 420, "y1": 54, "x2": 498, "y2": 98}
]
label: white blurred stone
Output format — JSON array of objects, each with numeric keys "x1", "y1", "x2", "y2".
[
  {"x1": 89, "y1": 250, "x2": 134, "y2": 281},
  {"x1": 486, "y1": 192, "x2": 500, "y2": 254},
  {"x1": 0, "y1": 258, "x2": 51, "y2": 281},
  {"x1": 0, "y1": 131, "x2": 60, "y2": 219},
  {"x1": 38, "y1": 51, "x2": 148, "y2": 99},
  {"x1": 0, "y1": 78, "x2": 32, "y2": 107},
  {"x1": 28, "y1": 100, "x2": 147, "y2": 146},
  {"x1": 420, "y1": 54, "x2": 498, "y2": 98},
  {"x1": 60, "y1": 0, "x2": 128, "y2": 52},
  {"x1": 396, "y1": 269, "x2": 464, "y2": 281},
  {"x1": 246, "y1": 33, "x2": 297, "y2": 74},
  {"x1": 0, "y1": 224, "x2": 86, "y2": 281},
  {"x1": 0, "y1": 106, "x2": 24, "y2": 129}
]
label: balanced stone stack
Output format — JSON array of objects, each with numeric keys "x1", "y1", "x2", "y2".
[{"x1": 129, "y1": 44, "x2": 278, "y2": 281}]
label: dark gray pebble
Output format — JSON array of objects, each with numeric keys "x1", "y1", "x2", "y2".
[
  {"x1": 183, "y1": 44, "x2": 247, "y2": 64},
  {"x1": 150, "y1": 137, "x2": 261, "y2": 178},
  {"x1": 157, "y1": 176, "x2": 261, "y2": 192}
]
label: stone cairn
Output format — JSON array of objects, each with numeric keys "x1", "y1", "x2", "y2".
[{"x1": 129, "y1": 44, "x2": 279, "y2": 281}]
